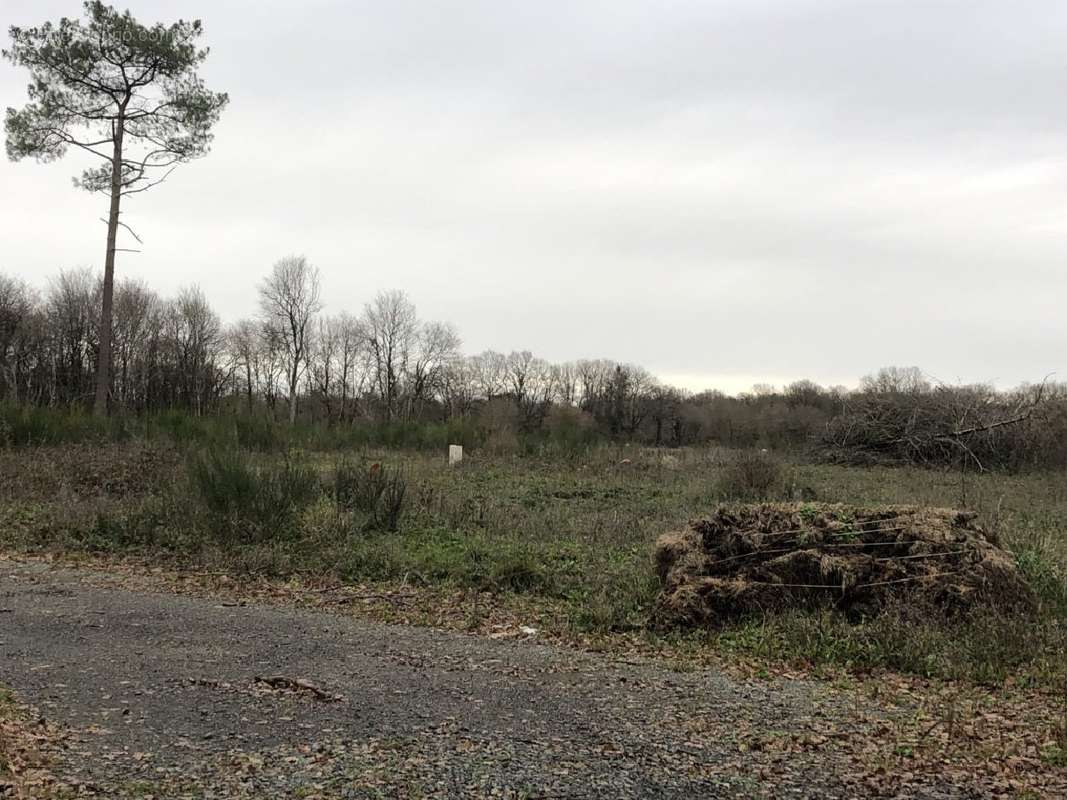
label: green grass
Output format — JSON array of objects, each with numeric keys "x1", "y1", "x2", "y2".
[{"x1": 0, "y1": 441, "x2": 1064, "y2": 684}]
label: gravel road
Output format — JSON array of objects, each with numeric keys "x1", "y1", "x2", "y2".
[{"x1": 0, "y1": 559, "x2": 985, "y2": 799}]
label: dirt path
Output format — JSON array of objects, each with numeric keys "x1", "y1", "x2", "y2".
[{"x1": 0, "y1": 559, "x2": 985, "y2": 799}]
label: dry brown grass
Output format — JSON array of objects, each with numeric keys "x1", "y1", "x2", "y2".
[{"x1": 654, "y1": 503, "x2": 1036, "y2": 627}]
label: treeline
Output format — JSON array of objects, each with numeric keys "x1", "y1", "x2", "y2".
[{"x1": 1, "y1": 266, "x2": 1064, "y2": 468}]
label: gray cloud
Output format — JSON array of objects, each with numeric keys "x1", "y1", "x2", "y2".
[{"x1": 2, "y1": 0, "x2": 1064, "y2": 393}]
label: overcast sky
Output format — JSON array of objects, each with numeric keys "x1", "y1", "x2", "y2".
[{"x1": 2, "y1": 0, "x2": 1064, "y2": 394}]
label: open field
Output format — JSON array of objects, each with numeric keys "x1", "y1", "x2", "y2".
[{"x1": 2, "y1": 436, "x2": 1065, "y2": 682}]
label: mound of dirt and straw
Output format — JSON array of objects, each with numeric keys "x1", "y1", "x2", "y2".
[{"x1": 654, "y1": 503, "x2": 1035, "y2": 627}]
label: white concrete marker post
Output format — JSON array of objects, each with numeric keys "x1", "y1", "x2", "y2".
[{"x1": 449, "y1": 444, "x2": 463, "y2": 467}]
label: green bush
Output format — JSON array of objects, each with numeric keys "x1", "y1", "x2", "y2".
[
  {"x1": 189, "y1": 448, "x2": 320, "y2": 542},
  {"x1": 332, "y1": 459, "x2": 408, "y2": 532},
  {"x1": 333, "y1": 459, "x2": 387, "y2": 513},
  {"x1": 372, "y1": 467, "x2": 407, "y2": 532},
  {"x1": 486, "y1": 552, "x2": 547, "y2": 593}
]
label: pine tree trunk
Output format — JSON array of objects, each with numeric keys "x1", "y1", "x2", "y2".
[{"x1": 93, "y1": 121, "x2": 124, "y2": 417}]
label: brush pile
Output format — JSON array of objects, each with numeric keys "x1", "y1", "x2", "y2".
[{"x1": 654, "y1": 503, "x2": 1035, "y2": 627}]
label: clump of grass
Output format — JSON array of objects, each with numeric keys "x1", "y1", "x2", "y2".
[
  {"x1": 486, "y1": 550, "x2": 548, "y2": 593},
  {"x1": 717, "y1": 449, "x2": 785, "y2": 500},
  {"x1": 1016, "y1": 546, "x2": 1067, "y2": 616},
  {"x1": 340, "y1": 529, "x2": 550, "y2": 595},
  {"x1": 189, "y1": 448, "x2": 320, "y2": 543},
  {"x1": 569, "y1": 574, "x2": 660, "y2": 634},
  {"x1": 715, "y1": 602, "x2": 1064, "y2": 683}
]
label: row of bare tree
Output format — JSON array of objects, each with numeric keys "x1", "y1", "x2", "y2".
[
  {"x1": 0, "y1": 269, "x2": 222, "y2": 413},
  {"x1": 3, "y1": 266, "x2": 1064, "y2": 467},
  {"x1": 0, "y1": 262, "x2": 665, "y2": 436}
]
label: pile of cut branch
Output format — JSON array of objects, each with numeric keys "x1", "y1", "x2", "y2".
[{"x1": 819, "y1": 380, "x2": 1047, "y2": 470}]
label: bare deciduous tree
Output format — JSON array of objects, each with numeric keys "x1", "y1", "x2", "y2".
[
  {"x1": 309, "y1": 312, "x2": 373, "y2": 423},
  {"x1": 470, "y1": 350, "x2": 508, "y2": 401},
  {"x1": 258, "y1": 256, "x2": 322, "y2": 424},
  {"x1": 310, "y1": 315, "x2": 340, "y2": 420},
  {"x1": 0, "y1": 275, "x2": 34, "y2": 402},
  {"x1": 505, "y1": 350, "x2": 556, "y2": 430},
  {"x1": 46, "y1": 268, "x2": 100, "y2": 405},
  {"x1": 552, "y1": 361, "x2": 580, "y2": 407},
  {"x1": 166, "y1": 286, "x2": 221, "y2": 415},
  {"x1": 362, "y1": 290, "x2": 417, "y2": 422},
  {"x1": 859, "y1": 366, "x2": 931, "y2": 395},
  {"x1": 441, "y1": 357, "x2": 478, "y2": 418},
  {"x1": 225, "y1": 319, "x2": 261, "y2": 415},
  {"x1": 575, "y1": 358, "x2": 615, "y2": 413},
  {"x1": 111, "y1": 279, "x2": 158, "y2": 410},
  {"x1": 407, "y1": 321, "x2": 461, "y2": 419},
  {"x1": 334, "y1": 312, "x2": 368, "y2": 422}
]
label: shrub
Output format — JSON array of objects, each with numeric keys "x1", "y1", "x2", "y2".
[
  {"x1": 189, "y1": 448, "x2": 320, "y2": 542},
  {"x1": 233, "y1": 415, "x2": 286, "y2": 451},
  {"x1": 332, "y1": 459, "x2": 408, "y2": 532},
  {"x1": 0, "y1": 403, "x2": 121, "y2": 447},
  {"x1": 372, "y1": 467, "x2": 407, "y2": 532},
  {"x1": 333, "y1": 459, "x2": 387, "y2": 513},
  {"x1": 77, "y1": 496, "x2": 202, "y2": 555},
  {"x1": 717, "y1": 450, "x2": 784, "y2": 500}
]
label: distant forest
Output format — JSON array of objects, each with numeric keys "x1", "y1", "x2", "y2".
[{"x1": 1, "y1": 264, "x2": 1063, "y2": 470}]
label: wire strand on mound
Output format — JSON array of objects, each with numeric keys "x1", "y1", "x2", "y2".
[
  {"x1": 729, "y1": 518, "x2": 911, "y2": 541},
  {"x1": 873, "y1": 549, "x2": 969, "y2": 563},
  {"x1": 744, "y1": 570, "x2": 962, "y2": 590},
  {"x1": 703, "y1": 528, "x2": 949, "y2": 569}
]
